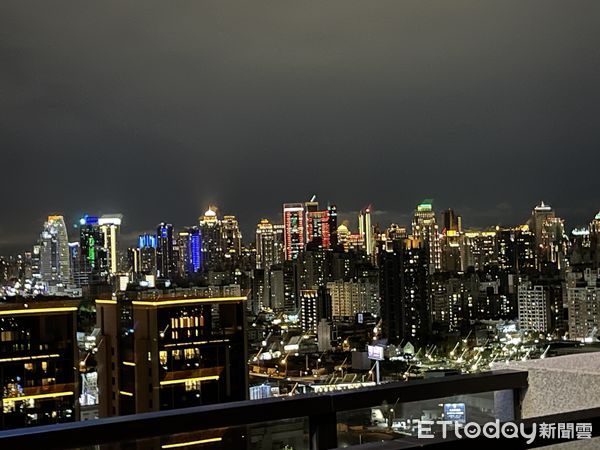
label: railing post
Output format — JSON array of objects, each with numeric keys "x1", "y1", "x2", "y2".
[
  {"x1": 309, "y1": 411, "x2": 337, "y2": 450},
  {"x1": 514, "y1": 386, "x2": 525, "y2": 420}
]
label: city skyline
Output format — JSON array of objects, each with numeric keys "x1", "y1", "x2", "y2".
[{"x1": 2, "y1": 199, "x2": 600, "y2": 257}]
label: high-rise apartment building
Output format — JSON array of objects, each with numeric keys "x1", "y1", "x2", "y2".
[
  {"x1": 0, "y1": 298, "x2": 79, "y2": 429},
  {"x1": 95, "y1": 287, "x2": 248, "y2": 417},
  {"x1": 411, "y1": 200, "x2": 441, "y2": 272},
  {"x1": 518, "y1": 282, "x2": 550, "y2": 334},
  {"x1": 327, "y1": 279, "x2": 379, "y2": 318},
  {"x1": 255, "y1": 219, "x2": 287, "y2": 311},
  {"x1": 431, "y1": 274, "x2": 477, "y2": 331},
  {"x1": 378, "y1": 237, "x2": 430, "y2": 344},
  {"x1": 300, "y1": 289, "x2": 319, "y2": 333},
  {"x1": 567, "y1": 269, "x2": 600, "y2": 340}
]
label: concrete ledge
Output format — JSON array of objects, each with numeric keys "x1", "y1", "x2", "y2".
[{"x1": 493, "y1": 352, "x2": 600, "y2": 418}]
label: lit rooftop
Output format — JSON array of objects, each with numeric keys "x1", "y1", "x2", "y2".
[{"x1": 417, "y1": 199, "x2": 433, "y2": 212}]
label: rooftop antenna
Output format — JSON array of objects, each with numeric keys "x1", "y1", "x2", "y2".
[{"x1": 310, "y1": 194, "x2": 317, "y2": 202}]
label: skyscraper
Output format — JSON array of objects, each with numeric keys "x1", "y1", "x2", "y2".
[
  {"x1": 529, "y1": 201, "x2": 555, "y2": 243},
  {"x1": 256, "y1": 219, "x2": 275, "y2": 270},
  {"x1": 527, "y1": 202, "x2": 569, "y2": 271},
  {"x1": 336, "y1": 223, "x2": 351, "y2": 252},
  {"x1": 283, "y1": 203, "x2": 304, "y2": 260},
  {"x1": 79, "y1": 215, "x2": 110, "y2": 285},
  {"x1": 69, "y1": 242, "x2": 85, "y2": 287},
  {"x1": 177, "y1": 227, "x2": 202, "y2": 277},
  {"x1": 39, "y1": 230, "x2": 58, "y2": 284},
  {"x1": 528, "y1": 201, "x2": 557, "y2": 268},
  {"x1": 98, "y1": 214, "x2": 123, "y2": 276},
  {"x1": 273, "y1": 224, "x2": 285, "y2": 264},
  {"x1": 515, "y1": 225, "x2": 537, "y2": 273},
  {"x1": 78, "y1": 222, "x2": 94, "y2": 285},
  {"x1": 156, "y1": 222, "x2": 176, "y2": 279},
  {"x1": 442, "y1": 208, "x2": 462, "y2": 233},
  {"x1": 221, "y1": 215, "x2": 242, "y2": 267},
  {"x1": 539, "y1": 217, "x2": 568, "y2": 270},
  {"x1": 199, "y1": 207, "x2": 224, "y2": 271},
  {"x1": 39, "y1": 215, "x2": 72, "y2": 285},
  {"x1": 301, "y1": 199, "x2": 338, "y2": 251},
  {"x1": 306, "y1": 208, "x2": 335, "y2": 250},
  {"x1": 255, "y1": 219, "x2": 284, "y2": 311},
  {"x1": 358, "y1": 207, "x2": 374, "y2": 256},
  {"x1": 136, "y1": 233, "x2": 157, "y2": 275},
  {"x1": 411, "y1": 200, "x2": 441, "y2": 272},
  {"x1": 303, "y1": 198, "x2": 319, "y2": 243}
]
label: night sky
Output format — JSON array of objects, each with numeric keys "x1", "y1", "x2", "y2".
[{"x1": 1, "y1": 1, "x2": 599, "y2": 254}]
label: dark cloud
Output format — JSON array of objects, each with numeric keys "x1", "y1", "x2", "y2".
[{"x1": 1, "y1": 1, "x2": 599, "y2": 253}]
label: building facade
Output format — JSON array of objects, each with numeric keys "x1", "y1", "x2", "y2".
[
  {"x1": 95, "y1": 288, "x2": 248, "y2": 417},
  {"x1": 0, "y1": 299, "x2": 79, "y2": 429}
]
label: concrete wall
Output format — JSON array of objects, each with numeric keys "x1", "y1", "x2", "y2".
[{"x1": 493, "y1": 352, "x2": 600, "y2": 418}]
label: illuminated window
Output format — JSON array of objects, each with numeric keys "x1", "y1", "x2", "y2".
[{"x1": 184, "y1": 348, "x2": 198, "y2": 360}]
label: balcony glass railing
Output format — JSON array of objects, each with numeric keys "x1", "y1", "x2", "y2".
[{"x1": 0, "y1": 370, "x2": 531, "y2": 449}]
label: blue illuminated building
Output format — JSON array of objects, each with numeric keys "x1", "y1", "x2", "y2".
[
  {"x1": 138, "y1": 234, "x2": 157, "y2": 249},
  {"x1": 189, "y1": 227, "x2": 202, "y2": 273}
]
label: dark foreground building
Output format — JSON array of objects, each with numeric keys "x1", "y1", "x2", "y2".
[
  {"x1": 379, "y1": 237, "x2": 430, "y2": 344},
  {"x1": 95, "y1": 287, "x2": 248, "y2": 417},
  {"x1": 0, "y1": 298, "x2": 79, "y2": 429}
]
